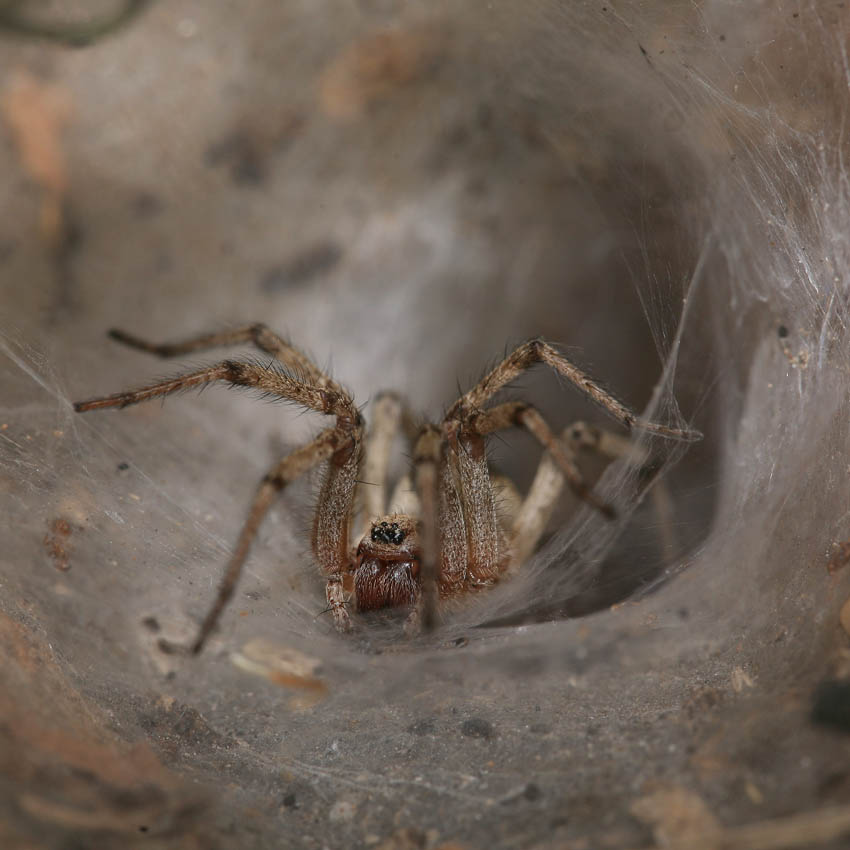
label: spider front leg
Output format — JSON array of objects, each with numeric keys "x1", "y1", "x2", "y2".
[
  {"x1": 75, "y1": 355, "x2": 363, "y2": 646},
  {"x1": 186, "y1": 427, "x2": 343, "y2": 654},
  {"x1": 434, "y1": 400, "x2": 610, "y2": 590},
  {"x1": 74, "y1": 359, "x2": 355, "y2": 418},
  {"x1": 107, "y1": 323, "x2": 332, "y2": 387},
  {"x1": 314, "y1": 434, "x2": 362, "y2": 633},
  {"x1": 447, "y1": 339, "x2": 701, "y2": 442},
  {"x1": 442, "y1": 420, "x2": 506, "y2": 587}
]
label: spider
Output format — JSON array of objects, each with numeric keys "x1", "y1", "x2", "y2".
[{"x1": 74, "y1": 324, "x2": 700, "y2": 653}]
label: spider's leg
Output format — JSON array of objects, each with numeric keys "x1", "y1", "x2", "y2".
[
  {"x1": 505, "y1": 445, "x2": 568, "y2": 571},
  {"x1": 75, "y1": 359, "x2": 362, "y2": 641},
  {"x1": 74, "y1": 359, "x2": 358, "y2": 421},
  {"x1": 187, "y1": 426, "x2": 343, "y2": 654},
  {"x1": 565, "y1": 421, "x2": 677, "y2": 562},
  {"x1": 388, "y1": 474, "x2": 421, "y2": 517},
  {"x1": 441, "y1": 419, "x2": 506, "y2": 588},
  {"x1": 445, "y1": 339, "x2": 701, "y2": 442},
  {"x1": 108, "y1": 323, "x2": 334, "y2": 388},
  {"x1": 382, "y1": 398, "x2": 423, "y2": 518},
  {"x1": 475, "y1": 414, "x2": 607, "y2": 570},
  {"x1": 358, "y1": 392, "x2": 404, "y2": 539},
  {"x1": 411, "y1": 426, "x2": 440, "y2": 629},
  {"x1": 437, "y1": 399, "x2": 605, "y2": 589},
  {"x1": 473, "y1": 408, "x2": 677, "y2": 569},
  {"x1": 489, "y1": 474, "x2": 523, "y2": 532},
  {"x1": 410, "y1": 424, "x2": 472, "y2": 630},
  {"x1": 467, "y1": 401, "x2": 616, "y2": 519},
  {"x1": 314, "y1": 429, "x2": 363, "y2": 633}
]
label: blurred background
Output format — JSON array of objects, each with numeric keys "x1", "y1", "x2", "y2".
[{"x1": 2, "y1": 1, "x2": 850, "y2": 848}]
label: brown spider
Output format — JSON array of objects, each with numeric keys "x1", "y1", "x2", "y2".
[{"x1": 74, "y1": 324, "x2": 700, "y2": 653}]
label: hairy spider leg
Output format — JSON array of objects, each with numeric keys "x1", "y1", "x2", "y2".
[
  {"x1": 498, "y1": 430, "x2": 573, "y2": 571},
  {"x1": 108, "y1": 323, "x2": 334, "y2": 389},
  {"x1": 358, "y1": 392, "x2": 404, "y2": 540},
  {"x1": 434, "y1": 399, "x2": 594, "y2": 593},
  {"x1": 442, "y1": 419, "x2": 506, "y2": 587},
  {"x1": 485, "y1": 414, "x2": 677, "y2": 571},
  {"x1": 388, "y1": 474, "x2": 421, "y2": 518},
  {"x1": 411, "y1": 425, "x2": 442, "y2": 630},
  {"x1": 469, "y1": 401, "x2": 616, "y2": 519},
  {"x1": 565, "y1": 421, "x2": 678, "y2": 564},
  {"x1": 314, "y1": 430, "x2": 363, "y2": 633},
  {"x1": 75, "y1": 355, "x2": 362, "y2": 649},
  {"x1": 445, "y1": 339, "x2": 701, "y2": 442},
  {"x1": 189, "y1": 426, "x2": 342, "y2": 653},
  {"x1": 73, "y1": 359, "x2": 357, "y2": 419}
]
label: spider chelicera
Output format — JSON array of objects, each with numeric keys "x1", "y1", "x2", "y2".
[{"x1": 74, "y1": 324, "x2": 700, "y2": 653}]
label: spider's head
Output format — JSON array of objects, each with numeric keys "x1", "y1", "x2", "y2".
[{"x1": 352, "y1": 514, "x2": 421, "y2": 612}]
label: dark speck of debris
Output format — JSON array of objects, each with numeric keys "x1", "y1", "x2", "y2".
[
  {"x1": 524, "y1": 783, "x2": 542, "y2": 801},
  {"x1": 117, "y1": 461, "x2": 130, "y2": 471},
  {"x1": 157, "y1": 638, "x2": 178, "y2": 655},
  {"x1": 142, "y1": 616, "x2": 160, "y2": 633},
  {"x1": 205, "y1": 132, "x2": 265, "y2": 186},
  {"x1": 812, "y1": 680, "x2": 850, "y2": 733},
  {"x1": 138, "y1": 825, "x2": 149, "y2": 833},
  {"x1": 461, "y1": 717, "x2": 495, "y2": 739},
  {"x1": 260, "y1": 241, "x2": 343, "y2": 293},
  {"x1": 407, "y1": 718, "x2": 436, "y2": 736},
  {"x1": 778, "y1": 325, "x2": 789, "y2": 338},
  {"x1": 639, "y1": 43, "x2": 648, "y2": 56},
  {"x1": 281, "y1": 792, "x2": 298, "y2": 809}
]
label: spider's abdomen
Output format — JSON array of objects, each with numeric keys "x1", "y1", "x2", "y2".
[{"x1": 353, "y1": 514, "x2": 421, "y2": 611}]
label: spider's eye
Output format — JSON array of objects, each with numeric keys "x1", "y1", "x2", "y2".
[{"x1": 371, "y1": 523, "x2": 406, "y2": 544}]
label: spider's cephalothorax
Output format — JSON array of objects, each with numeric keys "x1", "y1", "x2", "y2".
[
  {"x1": 351, "y1": 515, "x2": 420, "y2": 611},
  {"x1": 74, "y1": 323, "x2": 701, "y2": 652}
]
